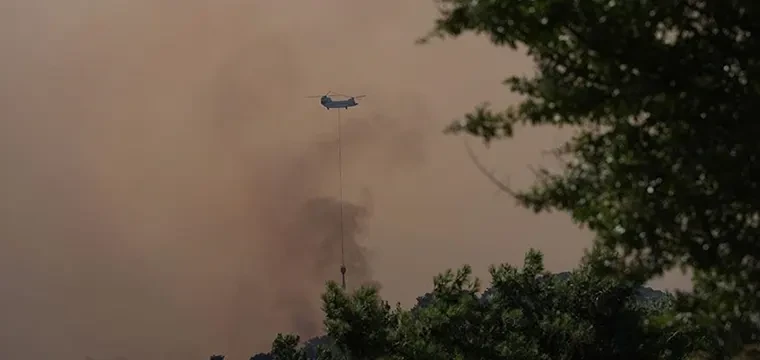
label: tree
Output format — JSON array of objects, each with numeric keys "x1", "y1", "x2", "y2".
[
  {"x1": 266, "y1": 250, "x2": 707, "y2": 360},
  {"x1": 270, "y1": 334, "x2": 308, "y2": 360},
  {"x1": 418, "y1": 0, "x2": 760, "y2": 355}
]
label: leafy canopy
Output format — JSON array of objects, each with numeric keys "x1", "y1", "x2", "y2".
[
  {"x1": 265, "y1": 250, "x2": 708, "y2": 360},
  {"x1": 419, "y1": 0, "x2": 760, "y2": 350}
]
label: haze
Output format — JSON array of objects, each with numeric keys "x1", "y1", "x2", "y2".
[{"x1": 0, "y1": 1, "x2": 688, "y2": 359}]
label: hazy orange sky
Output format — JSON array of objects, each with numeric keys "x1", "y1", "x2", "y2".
[{"x1": 0, "y1": 1, "x2": 689, "y2": 359}]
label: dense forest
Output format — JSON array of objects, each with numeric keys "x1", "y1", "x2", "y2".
[{"x1": 226, "y1": 0, "x2": 760, "y2": 358}]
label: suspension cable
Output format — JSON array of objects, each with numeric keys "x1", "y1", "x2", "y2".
[{"x1": 337, "y1": 109, "x2": 347, "y2": 290}]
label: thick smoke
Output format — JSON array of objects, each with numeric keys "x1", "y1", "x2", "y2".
[
  {"x1": 0, "y1": 1, "x2": 429, "y2": 359},
  {"x1": 3, "y1": 1, "x2": 672, "y2": 359}
]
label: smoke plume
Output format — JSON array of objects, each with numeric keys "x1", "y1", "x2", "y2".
[
  {"x1": 4, "y1": 0, "x2": 681, "y2": 359},
  {"x1": 0, "y1": 1, "x2": 430, "y2": 358}
]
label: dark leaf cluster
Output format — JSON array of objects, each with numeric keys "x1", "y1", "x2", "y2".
[{"x1": 422, "y1": 0, "x2": 760, "y2": 352}]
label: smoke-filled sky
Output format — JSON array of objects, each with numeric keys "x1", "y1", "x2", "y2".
[{"x1": 0, "y1": 0, "x2": 689, "y2": 359}]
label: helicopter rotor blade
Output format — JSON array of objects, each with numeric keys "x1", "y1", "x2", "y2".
[
  {"x1": 332, "y1": 93, "x2": 366, "y2": 99},
  {"x1": 307, "y1": 91, "x2": 367, "y2": 99},
  {"x1": 306, "y1": 90, "x2": 332, "y2": 98}
]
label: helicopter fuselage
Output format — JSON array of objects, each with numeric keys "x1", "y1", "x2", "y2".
[{"x1": 321, "y1": 97, "x2": 358, "y2": 110}]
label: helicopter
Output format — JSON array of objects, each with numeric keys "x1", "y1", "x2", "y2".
[{"x1": 306, "y1": 91, "x2": 366, "y2": 110}]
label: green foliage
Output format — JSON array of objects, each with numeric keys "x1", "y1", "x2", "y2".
[
  {"x1": 270, "y1": 334, "x2": 308, "y2": 360},
  {"x1": 420, "y1": 0, "x2": 760, "y2": 354},
  {"x1": 270, "y1": 250, "x2": 707, "y2": 360},
  {"x1": 321, "y1": 282, "x2": 399, "y2": 359}
]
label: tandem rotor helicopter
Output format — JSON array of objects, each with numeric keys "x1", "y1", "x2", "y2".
[
  {"x1": 304, "y1": 89, "x2": 368, "y2": 290},
  {"x1": 306, "y1": 91, "x2": 366, "y2": 110}
]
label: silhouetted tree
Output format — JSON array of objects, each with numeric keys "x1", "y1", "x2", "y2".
[{"x1": 419, "y1": 0, "x2": 760, "y2": 355}]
